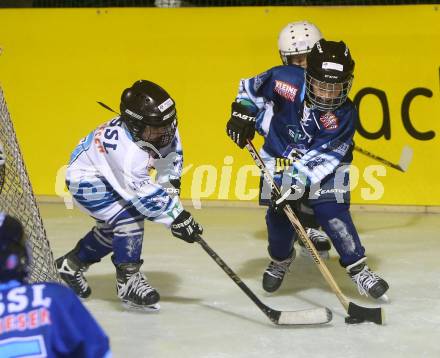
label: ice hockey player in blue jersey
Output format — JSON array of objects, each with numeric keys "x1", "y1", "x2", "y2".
[
  {"x1": 56, "y1": 80, "x2": 203, "y2": 311},
  {"x1": 0, "y1": 213, "x2": 111, "y2": 358},
  {"x1": 226, "y1": 21, "x2": 331, "y2": 290},
  {"x1": 226, "y1": 39, "x2": 389, "y2": 300}
]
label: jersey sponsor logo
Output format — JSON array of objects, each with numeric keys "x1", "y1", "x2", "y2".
[
  {"x1": 274, "y1": 80, "x2": 298, "y2": 102},
  {"x1": 158, "y1": 98, "x2": 174, "y2": 113},
  {"x1": 319, "y1": 113, "x2": 339, "y2": 130}
]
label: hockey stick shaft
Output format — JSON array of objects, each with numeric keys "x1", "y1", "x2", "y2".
[
  {"x1": 354, "y1": 145, "x2": 403, "y2": 172},
  {"x1": 196, "y1": 235, "x2": 331, "y2": 325},
  {"x1": 97, "y1": 101, "x2": 120, "y2": 115},
  {"x1": 246, "y1": 139, "x2": 383, "y2": 324},
  {"x1": 196, "y1": 236, "x2": 275, "y2": 316}
]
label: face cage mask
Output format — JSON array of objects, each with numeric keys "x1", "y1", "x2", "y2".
[
  {"x1": 305, "y1": 73, "x2": 353, "y2": 112},
  {"x1": 141, "y1": 118, "x2": 177, "y2": 149}
]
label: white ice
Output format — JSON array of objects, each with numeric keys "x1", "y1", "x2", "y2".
[{"x1": 42, "y1": 203, "x2": 440, "y2": 358}]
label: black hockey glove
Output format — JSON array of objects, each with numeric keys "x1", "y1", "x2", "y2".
[
  {"x1": 226, "y1": 102, "x2": 256, "y2": 149},
  {"x1": 171, "y1": 210, "x2": 203, "y2": 243}
]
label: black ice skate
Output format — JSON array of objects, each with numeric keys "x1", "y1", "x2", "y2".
[
  {"x1": 112, "y1": 256, "x2": 160, "y2": 311},
  {"x1": 56, "y1": 244, "x2": 92, "y2": 299},
  {"x1": 298, "y1": 228, "x2": 331, "y2": 259},
  {"x1": 262, "y1": 250, "x2": 295, "y2": 293},
  {"x1": 347, "y1": 258, "x2": 389, "y2": 300}
]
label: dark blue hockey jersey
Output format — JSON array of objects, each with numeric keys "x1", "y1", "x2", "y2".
[
  {"x1": 0, "y1": 280, "x2": 111, "y2": 358},
  {"x1": 236, "y1": 64, "x2": 356, "y2": 186}
]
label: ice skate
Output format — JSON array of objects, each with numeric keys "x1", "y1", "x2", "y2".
[
  {"x1": 262, "y1": 250, "x2": 295, "y2": 293},
  {"x1": 113, "y1": 256, "x2": 160, "y2": 311},
  {"x1": 347, "y1": 258, "x2": 389, "y2": 299},
  {"x1": 298, "y1": 228, "x2": 331, "y2": 260},
  {"x1": 56, "y1": 244, "x2": 92, "y2": 298}
]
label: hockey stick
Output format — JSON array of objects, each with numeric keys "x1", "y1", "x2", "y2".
[
  {"x1": 196, "y1": 235, "x2": 332, "y2": 325},
  {"x1": 246, "y1": 139, "x2": 384, "y2": 325},
  {"x1": 354, "y1": 145, "x2": 413, "y2": 172},
  {"x1": 97, "y1": 101, "x2": 120, "y2": 115}
]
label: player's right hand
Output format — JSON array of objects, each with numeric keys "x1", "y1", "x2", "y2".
[
  {"x1": 170, "y1": 210, "x2": 203, "y2": 243},
  {"x1": 226, "y1": 101, "x2": 256, "y2": 149}
]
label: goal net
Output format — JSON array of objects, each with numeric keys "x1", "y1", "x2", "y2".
[{"x1": 0, "y1": 86, "x2": 60, "y2": 283}]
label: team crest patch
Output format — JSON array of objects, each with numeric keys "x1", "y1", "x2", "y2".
[
  {"x1": 320, "y1": 113, "x2": 339, "y2": 130},
  {"x1": 274, "y1": 80, "x2": 298, "y2": 102}
]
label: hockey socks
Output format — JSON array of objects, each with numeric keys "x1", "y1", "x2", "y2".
[{"x1": 312, "y1": 202, "x2": 365, "y2": 266}]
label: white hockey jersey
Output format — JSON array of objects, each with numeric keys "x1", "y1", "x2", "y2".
[{"x1": 66, "y1": 117, "x2": 184, "y2": 227}]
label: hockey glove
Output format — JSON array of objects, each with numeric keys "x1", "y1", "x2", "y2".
[
  {"x1": 226, "y1": 102, "x2": 256, "y2": 149},
  {"x1": 171, "y1": 210, "x2": 203, "y2": 243}
]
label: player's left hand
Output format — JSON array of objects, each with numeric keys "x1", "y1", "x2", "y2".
[{"x1": 171, "y1": 210, "x2": 203, "y2": 243}]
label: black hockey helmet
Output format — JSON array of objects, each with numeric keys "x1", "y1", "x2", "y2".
[
  {"x1": 0, "y1": 213, "x2": 29, "y2": 282},
  {"x1": 120, "y1": 80, "x2": 177, "y2": 148},
  {"x1": 305, "y1": 39, "x2": 355, "y2": 111}
]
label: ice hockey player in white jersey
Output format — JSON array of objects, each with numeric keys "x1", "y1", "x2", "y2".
[{"x1": 56, "y1": 80, "x2": 203, "y2": 311}]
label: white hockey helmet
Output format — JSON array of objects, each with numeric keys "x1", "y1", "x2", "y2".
[{"x1": 278, "y1": 21, "x2": 322, "y2": 65}]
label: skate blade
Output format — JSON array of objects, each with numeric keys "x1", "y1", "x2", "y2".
[
  {"x1": 121, "y1": 301, "x2": 161, "y2": 312},
  {"x1": 300, "y1": 247, "x2": 329, "y2": 260}
]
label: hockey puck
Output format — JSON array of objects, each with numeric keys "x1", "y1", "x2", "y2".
[{"x1": 345, "y1": 316, "x2": 365, "y2": 324}]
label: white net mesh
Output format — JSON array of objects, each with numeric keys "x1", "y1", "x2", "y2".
[{"x1": 0, "y1": 86, "x2": 60, "y2": 283}]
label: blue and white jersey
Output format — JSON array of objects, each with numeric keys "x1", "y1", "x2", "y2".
[
  {"x1": 236, "y1": 65, "x2": 308, "y2": 159},
  {"x1": 292, "y1": 101, "x2": 356, "y2": 186},
  {"x1": 236, "y1": 65, "x2": 356, "y2": 187},
  {"x1": 0, "y1": 280, "x2": 111, "y2": 358},
  {"x1": 66, "y1": 117, "x2": 184, "y2": 227}
]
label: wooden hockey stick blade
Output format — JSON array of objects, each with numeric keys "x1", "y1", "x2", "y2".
[
  {"x1": 398, "y1": 145, "x2": 413, "y2": 172},
  {"x1": 274, "y1": 307, "x2": 332, "y2": 325},
  {"x1": 196, "y1": 236, "x2": 332, "y2": 325},
  {"x1": 347, "y1": 302, "x2": 384, "y2": 325}
]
